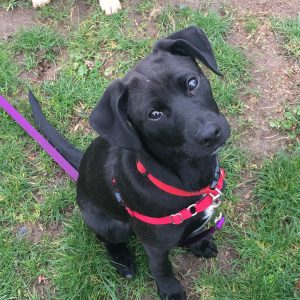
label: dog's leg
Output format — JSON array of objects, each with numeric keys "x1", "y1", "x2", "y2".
[
  {"x1": 143, "y1": 244, "x2": 186, "y2": 300},
  {"x1": 32, "y1": 0, "x2": 51, "y2": 8},
  {"x1": 99, "y1": 0, "x2": 121, "y2": 15},
  {"x1": 81, "y1": 206, "x2": 135, "y2": 278},
  {"x1": 102, "y1": 240, "x2": 136, "y2": 279},
  {"x1": 187, "y1": 234, "x2": 218, "y2": 258}
]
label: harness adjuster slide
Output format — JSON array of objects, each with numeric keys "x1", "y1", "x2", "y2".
[
  {"x1": 170, "y1": 213, "x2": 183, "y2": 225},
  {"x1": 187, "y1": 204, "x2": 198, "y2": 216}
]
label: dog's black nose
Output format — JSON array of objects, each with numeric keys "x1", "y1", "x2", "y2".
[{"x1": 195, "y1": 123, "x2": 222, "y2": 146}]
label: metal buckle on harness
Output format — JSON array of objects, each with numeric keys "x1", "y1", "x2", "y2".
[
  {"x1": 187, "y1": 204, "x2": 198, "y2": 216},
  {"x1": 170, "y1": 213, "x2": 183, "y2": 225},
  {"x1": 209, "y1": 188, "x2": 223, "y2": 208}
]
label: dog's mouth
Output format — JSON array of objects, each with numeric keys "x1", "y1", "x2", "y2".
[
  {"x1": 211, "y1": 146, "x2": 223, "y2": 155},
  {"x1": 183, "y1": 142, "x2": 226, "y2": 158}
]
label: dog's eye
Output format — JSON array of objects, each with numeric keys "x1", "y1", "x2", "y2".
[
  {"x1": 148, "y1": 110, "x2": 162, "y2": 120},
  {"x1": 187, "y1": 77, "x2": 199, "y2": 91}
]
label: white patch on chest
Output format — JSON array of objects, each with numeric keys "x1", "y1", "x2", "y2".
[{"x1": 204, "y1": 205, "x2": 214, "y2": 219}]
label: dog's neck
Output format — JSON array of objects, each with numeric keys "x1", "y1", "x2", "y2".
[
  {"x1": 137, "y1": 149, "x2": 217, "y2": 191},
  {"x1": 171, "y1": 155, "x2": 217, "y2": 190}
]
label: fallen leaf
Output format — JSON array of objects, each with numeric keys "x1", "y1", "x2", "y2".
[
  {"x1": 73, "y1": 124, "x2": 81, "y2": 132},
  {"x1": 37, "y1": 275, "x2": 46, "y2": 285},
  {"x1": 244, "y1": 192, "x2": 252, "y2": 199},
  {"x1": 85, "y1": 60, "x2": 94, "y2": 70},
  {"x1": 295, "y1": 278, "x2": 300, "y2": 290}
]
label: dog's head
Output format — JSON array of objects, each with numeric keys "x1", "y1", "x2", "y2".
[{"x1": 89, "y1": 26, "x2": 230, "y2": 158}]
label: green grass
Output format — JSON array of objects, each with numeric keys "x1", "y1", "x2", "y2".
[
  {"x1": 243, "y1": 15, "x2": 259, "y2": 34},
  {"x1": 12, "y1": 26, "x2": 65, "y2": 71},
  {"x1": 36, "y1": 0, "x2": 75, "y2": 24},
  {"x1": 1, "y1": 1, "x2": 297, "y2": 299},
  {"x1": 269, "y1": 103, "x2": 300, "y2": 141},
  {"x1": 0, "y1": 43, "x2": 20, "y2": 95},
  {"x1": 0, "y1": 0, "x2": 29, "y2": 10},
  {"x1": 68, "y1": 9, "x2": 152, "y2": 77},
  {"x1": 272, "y1": 15, "x2": 300, "y2": 58}
]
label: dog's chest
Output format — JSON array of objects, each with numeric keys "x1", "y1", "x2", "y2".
[{"x1": 204, "y1": 205, "x2": 214, "y2": 219}]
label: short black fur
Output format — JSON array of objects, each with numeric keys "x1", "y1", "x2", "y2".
[{"x1": 29, "y1": 26, "x2": 230, "y2": 300}]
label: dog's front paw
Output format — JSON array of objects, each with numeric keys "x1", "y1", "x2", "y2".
[
  {"x1": 99, "y1": 0, "x2": 121, "y2": 15},
  {"x1": 32, "y1": 0, "x2": 51, "y2": 8},
  {"x1": 188, "y1": 234, "x2": 218, "y2": 258},
  {"x1": 157, "y1": 278, "x2": 186, "y2": 300},
  {"x1": 105, "y1": 243, "x2": 136, "y2": 279}
]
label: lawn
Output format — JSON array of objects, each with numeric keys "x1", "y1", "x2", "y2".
[{"x1": 0, "y1": 1, "x2": 299, "y2": 299}]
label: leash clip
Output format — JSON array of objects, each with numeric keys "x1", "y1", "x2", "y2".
[
  {"x1": 214, "y1": 213, "x2": 225, "y2": 230},
  {"x1": 214, "y1": 213, "x2": 223, "y2": 223}
]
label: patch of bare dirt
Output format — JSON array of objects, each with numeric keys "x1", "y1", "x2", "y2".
[
  {"x1": 61, "y1": 204, "x2": 75, "y2": 217},
  {"x1": 227, "y1": 0, "x2": 300, "y2": 18},
  {"x1": 174, "y1": 252, "x2": 207, "y2": 299},
  {"x1": 128, "y1": 7, "x2": 161, "y2": 40},
  {"x1": 19, "y1": 59, "x2": 59, "y2": 81},
  {"x1": 159, "y1": 0, "x2": 300, "y2": 17},
  {"x1": 70, "y1": 0, "x2": 92, "y2": 26},
  {"x1": 173, "y1": 246, "x2": 238, "y2": 299},
  {"x1": 229, "y1": 16, "x2": 300, "y2": 158},
  {"x1": 37, "y1": 59, "x2": 59, "y2": 80},
  {"x1": 217, "y1": 245, "x2": 239, "y2": 273},
  {"x1": 31, "y1": 274, "x2": 54, "y2": 299},
  {"x1": 17, "y1": 48, "x2": 67, "y2": 82},
  {"x1": 0, "y1": 7, "x2": 37, "y2": 40},
  {"x1": 158, "y1": 0, "x2": 224, "y2": 11},
  {"x1": 46, "y1": 222, "x2": 65, "y2": 237},
  {"x1": 16, "y1": 222, "x2": 64, "y2": 243}
]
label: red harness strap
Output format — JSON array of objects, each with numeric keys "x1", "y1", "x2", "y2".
[
  {"x1": 125, "y1": 161, "x2": 225, "y2": 225},
  {"x1": 136, "y1": 161, "x2": 215, "y2": 197}
]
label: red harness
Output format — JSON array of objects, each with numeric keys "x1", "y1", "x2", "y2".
[{"x1": 123, "y1": 161, "x2": 225, "y2": 225}]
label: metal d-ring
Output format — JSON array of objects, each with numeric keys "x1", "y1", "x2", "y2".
[{"x1": 187, "y1": 204, "x2": 198, "y2": 216}]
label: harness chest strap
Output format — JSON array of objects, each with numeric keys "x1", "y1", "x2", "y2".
[
  {"x1": 124, "y1": 162, "x2": 225, "y2": 225},
  {"x1": 136, "y1": 160, "x2": 216, "y2": 197}
]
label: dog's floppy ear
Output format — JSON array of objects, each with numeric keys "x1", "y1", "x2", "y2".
[
  {"x1": 155, "y1": 26, "x2": 222, "y2": 76},
  {"x1": 89, "y1": 79, "x2": 142, "y2": 151}
]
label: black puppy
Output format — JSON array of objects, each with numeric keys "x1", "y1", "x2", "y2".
[{"x1": 29, "y1": 26, "x2": 230, "y2": 299}]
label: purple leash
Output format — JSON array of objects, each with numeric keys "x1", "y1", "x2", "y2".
[
  {"x1": 0, "y1": 95, "x2": 79, "y2": 181},
  {"x1": 180, "y1": 214, "x2": 225, "y2": 247}
]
